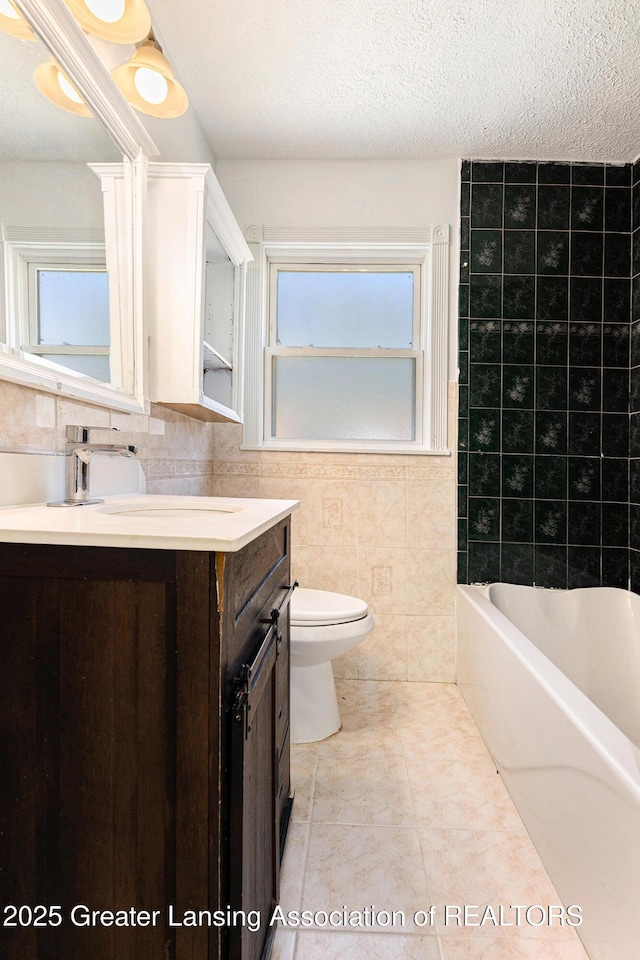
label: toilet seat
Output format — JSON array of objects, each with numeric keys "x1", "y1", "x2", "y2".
[{"x1": 290, "y1": 587, "x2": 368, "y2": 627}]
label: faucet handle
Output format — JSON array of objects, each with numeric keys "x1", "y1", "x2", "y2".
[{"x1": 65, "y1": 425, "x2": 120, "y2": 442}]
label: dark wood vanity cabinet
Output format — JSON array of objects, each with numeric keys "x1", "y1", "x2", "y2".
[{"x1": 0, "y1": 518, "x2": 293, "y2": 960}]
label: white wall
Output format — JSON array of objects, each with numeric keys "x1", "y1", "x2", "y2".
[
  {"x1": 0, "y1": 161, "x2": 104, "y2": 229},
  {"x1": 216, "y1": 159, "x2": 460, "y2": 378}
]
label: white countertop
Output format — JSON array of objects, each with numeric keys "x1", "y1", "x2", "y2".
[{"x1": 0, "y1": 495, "x2": 299, "y2": 552}]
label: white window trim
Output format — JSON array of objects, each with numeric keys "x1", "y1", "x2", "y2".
[
  {"x1": 3, "y1": 235, "x2": 115, "y2": 378},
  {"x1": 241, "y1": 226, "x2": 450, "y2": 455},
  {"x1": 4, "y1": 236, "x2": 106, "y2": 346}
]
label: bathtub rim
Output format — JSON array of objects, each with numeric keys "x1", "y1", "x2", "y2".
[{"x1": 457, "y1": 582, "x2": 640, "y2": 802}]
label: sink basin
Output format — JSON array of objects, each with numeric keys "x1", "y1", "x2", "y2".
[{"x1": 97, "y1": 502, "x2": 243, "y2": 519}]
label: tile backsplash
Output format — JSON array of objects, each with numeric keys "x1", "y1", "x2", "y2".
[
  {"x1": 212, "y1": 383, "x2": 459, "y2": 684},
  {"x1": 458, "y1": 160, "x2": 631, "y2": 589},
  {"x1": 0, "y1": 379, "x2": 217, "y2": 503}
]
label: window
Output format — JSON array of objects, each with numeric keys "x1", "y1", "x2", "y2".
[
  {"x1": 267, "y1": 263, "x2": 422, "y2": 444},
  {"x1": 3, "y1": 239, "x2": 111, "y2": 383},
  {"x1": 23, "y1": 263, "x2": 110, "y2": 382},
  {"x1": 242, "y1": 231, "x2": 450, "y2": 454}
]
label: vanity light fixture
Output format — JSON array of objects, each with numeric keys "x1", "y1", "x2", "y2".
[
  {"x1": 112, "y1": 36, "x2": 188, "y2": 118},
  {"x1": 64, "y1": 0, "x2": 151, "y2": 44},
  {"x1": 34, "y1": 58, "x2": 93, "y2": 116},
  {"x1": 0, "y1": 0, "x2": 35, "y2": 40},
  {"x1": 4, "y1": 0, "x2": 185, "y2": 121}
]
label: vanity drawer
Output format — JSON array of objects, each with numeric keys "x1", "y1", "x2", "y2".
[
  {"x1": 223, "y1": 521, "x2": 291, "y2": 672},
  {"x1": 226, "y1": 521, "x2": 288, "y2": 624}
]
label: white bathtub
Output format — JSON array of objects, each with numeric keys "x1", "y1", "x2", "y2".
[{"x1": 457, "y1": 583, "x2": 640, "y2": 960}]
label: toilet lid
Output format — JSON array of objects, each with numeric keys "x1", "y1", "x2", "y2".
[{"x1": 290, "y1": 587, "x2": 369, "y2": 626}]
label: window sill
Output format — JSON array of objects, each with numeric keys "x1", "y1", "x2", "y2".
[{"x1": 241, "y1": 441, "x2": 451, "y2": 456}]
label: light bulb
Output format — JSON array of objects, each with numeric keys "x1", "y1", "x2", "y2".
[
  {"x1": 83, "y1": 0, "x2": 126, "y2": 23},
  {"x1": 57, "y1": 71, "x2": 84, "y2": 104},
  {"x1": 0, "y1": 0, "x2": 20, "y2": 18},
  {"x1": 133, "y1": 66, "x2": 168, "y2": 105}
]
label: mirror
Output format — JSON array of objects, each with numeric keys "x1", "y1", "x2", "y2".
[{"x1": 0, "y1": 0, "x2": 157, "y2": 412}]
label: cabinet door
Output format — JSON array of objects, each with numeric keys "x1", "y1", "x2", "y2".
[
  {"x1": 146, "y1": 164, "x2": 252, "y2": 423},
  {"x1": 0, "y1": 554, "x2": 179, "y2": 960},
  {"x1": 227, "y1": 622, "x2": 278, "y2": 960}
]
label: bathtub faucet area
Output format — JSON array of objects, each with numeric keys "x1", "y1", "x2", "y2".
[{"x1": 48, "y1": 425, "x2": 137, "y2": 508}]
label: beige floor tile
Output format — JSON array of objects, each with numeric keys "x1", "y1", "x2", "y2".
[
  {"x1": 295, "y1": 931, "x2": 441, "y2": 958},
  {"x1": 336, "y1": 678, "x2": 400, "y2": 714},
  {"x1": 281, "y1": 681, "x2": 588, "y2": 955},
  {"x1": 335, "y1": 681, "x2": 399, "y2": 731},
  {"x1": 270, "y1": 928, "x2": 296, "y2": 960},
  {"x1": 419, "y1": 828, "x2": 578, "y2": 940},
  {"x1": 399, "y1": 708, "x2": 491, "y2": 765},
  {"x1": 438, "y1": 936, "x2": 589, "y2": 958},
  {"x1": 398, "y1": 680, "x2": 468, "y2": 719},
  {"x1": 279, "y1": 821, "x2": 309, "y2": 914},
  {"x1": 315, "y1": 724, "x2": 405, "y2": 760},
  {"x1": 396, "y1": 682, "x2": 491, "y2": 764},
  {"x1": 406, "y1": 759, "x2": 522, "y2": 831},
  {"x1": 301, "y1": 823, "x2": 433, "y2": 934},
  {"x1": 290, "y1": 743, "x2": 318, "y2": 822},
  {"x1": 312, "y1": 754, "x2": 415, "y2": 826}
]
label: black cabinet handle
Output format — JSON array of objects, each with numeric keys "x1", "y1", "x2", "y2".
[{"x1": 270, "y1": 580, "x2": 298, "y2": 623}]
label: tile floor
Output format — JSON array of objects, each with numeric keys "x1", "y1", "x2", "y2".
[{"x1": 273, "y1": 680, "x2": 590, "y2": 960}]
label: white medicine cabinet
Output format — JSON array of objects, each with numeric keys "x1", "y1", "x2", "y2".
[{"x1": 146, "y1": 163, "x2": 252, "y2": 422}]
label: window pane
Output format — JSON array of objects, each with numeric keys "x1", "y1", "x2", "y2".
[
  {"x1": 272, "y1": 356, "x2": 415, "y2": 441},
  {"x1": 276, "y1": 271, "x2": 414, "y2": 348},
  {"x1": 38, "y1": 271, "x2": 110, "y2": 346},
  {"x1": 39, "y1": 353, "x2": 110, "y2": 382}
]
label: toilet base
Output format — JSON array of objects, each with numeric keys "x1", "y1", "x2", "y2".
[{"x1": 290, "y1": 661, "x2": 341, "y2": 743}]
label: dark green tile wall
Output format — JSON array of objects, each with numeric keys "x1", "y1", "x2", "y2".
[
  {"x1": 630, "y1": 161, "x2": 640, "y2": 589},
  {"x1": 458, "y1": 160, "x2": 631, "y2": 589}
]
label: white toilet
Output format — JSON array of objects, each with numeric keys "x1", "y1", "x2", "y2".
[{"x1": 289, "y1": 587, "x2": 374, "y2": 743}]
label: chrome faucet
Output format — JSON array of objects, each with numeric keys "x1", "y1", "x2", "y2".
[{"x1": 47, "y1": 425, "x2": 137, "y2": 507}]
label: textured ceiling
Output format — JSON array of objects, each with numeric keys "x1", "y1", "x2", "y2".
[{"x1": 147, "y1": 0, "x2": 640, "y2": 162}]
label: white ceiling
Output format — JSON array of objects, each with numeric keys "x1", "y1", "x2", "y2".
[{"x1": 147, "y1": 0, "x2": 640, "y2": 163}]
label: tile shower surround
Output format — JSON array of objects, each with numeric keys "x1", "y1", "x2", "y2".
[
  {"x1": 458, "y1": 159, "x2": 634, "y2": 590},
  {"x1": 631, "y1": 162, "x2": 640, "y2": 586}
]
